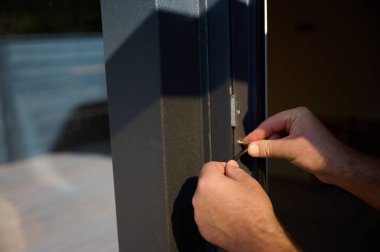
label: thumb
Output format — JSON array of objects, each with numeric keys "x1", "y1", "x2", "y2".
[
  {"x1": 225, "y1": 160, "x2": 250, "y2": 182},
  {"x1": 248, "y1": 139, "x2": 294, "y2": 161}
]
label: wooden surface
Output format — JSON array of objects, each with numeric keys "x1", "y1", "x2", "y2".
[{"x1": 0, "y1": 153, "x2": 118, "y2": 252}]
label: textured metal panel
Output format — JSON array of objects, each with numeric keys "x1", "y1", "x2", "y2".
[
  {"x1": 157, "y1": 0, "x2": 200, "y2": 17},
  {"x1": 101, "y1": 0, "x2": 209, "y2": 251},
  {"x1": 101, "y1": 0, "x2": 169, "y2": 251},
  {"x1": 101, "y1": 0, "x2": 266, "y2": 250},
  {"x1": 157, "y1": 1, "x2": 209, "y2": 250},
  {"x1": 207, "y1": 0, "x2": 233, "y2": 161}
]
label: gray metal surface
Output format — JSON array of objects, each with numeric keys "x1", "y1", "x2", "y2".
[
  {"x1": 207, "y1": 0, "x2": 233, "y2": 162},
  {"x1": 101, "y1": 0, "x2": 209, "y2": 251},
  {"x1": 231, "y1": 0, "x2": 267, "y2": 185},
  {"x1": 101, "y1": 0, "x2": 266, "y2": 251},
  {"x1": 101, "y1": 1, "x2": 170, "y2": 250}
]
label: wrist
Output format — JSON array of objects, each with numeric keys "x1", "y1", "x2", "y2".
[
  {"x1": 234, "y1": 214, "x2": 297, "y2": 252},
  {"x1": 316, "y1": 141, "x2": 357, "y2": 186}
]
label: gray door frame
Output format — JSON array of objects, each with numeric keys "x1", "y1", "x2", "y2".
[{"x1": 100, "y1": 0, "x2": 266, "y2": 251}]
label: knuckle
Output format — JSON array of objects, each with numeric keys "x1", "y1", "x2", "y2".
[
  {"x1": 201, "y1": 162, "x2": 213, "y2": 171},
  {"x1": 192, "y1": 195, "x2": 198, "y2": 208},
  {"x1": 296, "y1": 106, "x2": 310, "y2": 115},
  {"x1": 199, "y1": 166, "x2": 210, "y2": 178},
  {"x1": 196, "y1": 177, "x2": 208, "y2": 192},
  {"x1": 200, "y1": 162, "x2": 218, "y2": 174},
  {"x1": 263, "y1": 142, "x2": 271, "y2": 158}
]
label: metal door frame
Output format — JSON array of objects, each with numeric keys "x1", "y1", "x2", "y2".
[{"x1": 100, "y1": 0, "x2": 267, "y2": 250}]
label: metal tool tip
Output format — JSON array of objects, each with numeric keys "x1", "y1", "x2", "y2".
[{"x1": 237, "y1": 138, "x2": 250, "y2": 146}]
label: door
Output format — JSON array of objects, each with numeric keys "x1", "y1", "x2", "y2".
[{"x1": 100, "y1": 0, "x2": 267, "y2": 251}]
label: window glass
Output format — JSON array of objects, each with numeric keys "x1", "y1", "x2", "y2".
[{"x1": 0, "y1": 1, "x2": 117, "y2": 251}]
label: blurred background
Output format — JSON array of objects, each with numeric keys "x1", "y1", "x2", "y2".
[
  {"x1": 0, "y1": 0, "x2": 379, "y2": 251},
  {"x1": 268, "y1": 0, "x2": 380, "y2": 251},
  {"x1": 0, "y1": 0, "x2": 117, "y2": 251}
]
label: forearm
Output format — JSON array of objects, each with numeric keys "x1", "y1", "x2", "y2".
[
  {"x1": 233, "y1": 217, "x2": 298, "y2": 252},
  {"x1": 326, "y1": 145, "x2": 380, "y2": 211},
  {"x1": 248, "y1": 227, "x2": 298, "y2": 252}
]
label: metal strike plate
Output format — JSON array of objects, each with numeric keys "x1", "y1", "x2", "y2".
[{"x1": 230, "y1": 94, "x2": 240, "y2": 127}]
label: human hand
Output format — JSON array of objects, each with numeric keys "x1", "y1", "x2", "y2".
[
  {"x1": 193, "y1": 161, "x2": 296, "y2": 252},
  {"x1": 244, "y1": 107, "x2": 346, "y2": 184}
]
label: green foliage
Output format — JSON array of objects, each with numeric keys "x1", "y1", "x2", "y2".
[{"x1": 0, "y1": 0, "x2": 102, "y2": 35}]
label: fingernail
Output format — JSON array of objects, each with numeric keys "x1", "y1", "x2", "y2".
[
  {"x1": 248, "y1": 144, "x2": 259, "y2": 157},
  {"x1": 227, "y1": 160, "x2": 239, "y2": 168}
]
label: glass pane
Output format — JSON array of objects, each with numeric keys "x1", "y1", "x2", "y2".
[{"x1": 0, "y1": 1, "x2": 118, "y2": 251}]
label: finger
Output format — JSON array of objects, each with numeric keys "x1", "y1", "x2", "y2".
[
  {"x1": 224, "y1": 160, "x2": 250, "y2": 182},
  {"x1": 199, "y1": 162, "x2": 226, "y2": 178},
  {"x1": 268, "y1": 133, "x2": 282, "y2": 140},
  {"x1": 244, "y1": 109, "x2": 296, "y2": 142},
  {"x1": 248, "y1": 138, "x2": 296, "y2": 161}
]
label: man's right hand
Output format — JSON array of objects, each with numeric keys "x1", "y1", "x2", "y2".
[
  {"x1": 245, "y1": 107, "x2": 380, "y2": 211},
  {"x1": 244, "y1": 107, "x2": 348, "y2": 184}
]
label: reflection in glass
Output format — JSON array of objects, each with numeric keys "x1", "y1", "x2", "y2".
[{"x1": 0, "y1": 1, "x2": 117, "y2": 251}]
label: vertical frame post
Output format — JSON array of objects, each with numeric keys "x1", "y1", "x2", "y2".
[
  {"x1": 230, "y1": 0, "x2": 267, "y2": 186},
  {"x1": 100, "y1": 0, "x2": 267, "y2": 250}
]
